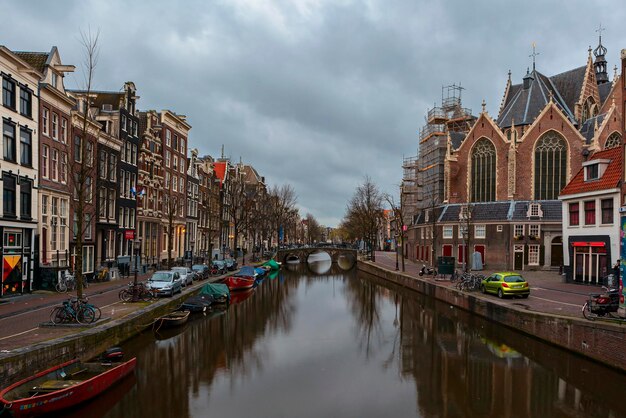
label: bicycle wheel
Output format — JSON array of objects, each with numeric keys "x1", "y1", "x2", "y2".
[
  {"x1": 56, "y1": 281, "x2": 67, "y2": 293},
  {"x1": 582, "y1": 302, "x2": 594, "y2": 320},
  {"x1": 119, "y1": 289, "x2": 132, "y2": 302},
  {"x1": 140, "y1": 289, "x2": 154, "y2": 302},
  {"x1": 50, "y1": 307, "x2": 66, "y2": 324},
  {"x1": 77, "y1": 306, "x2": 96, "y2": 324},
  {"x1": 89, "y1": 305, "x2": 102, "y2": 321}
]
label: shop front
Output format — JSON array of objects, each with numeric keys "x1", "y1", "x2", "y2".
[
  {"x1": 569, "y1": 238, "x2": 611, "y2": 285},
  {"x1": 1, "y1": 227, "x2": 34, "y2": 297}
]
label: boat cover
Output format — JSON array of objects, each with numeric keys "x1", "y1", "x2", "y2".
[
  {"x1": 199, "y1": 283, "x2": 231, "y2": 299},
  {"x1": 237, "y1": 266, "x2": 257, "y2": 277},
  {"x1": 255, "y1": 267, "x2": 266, "y2": 276},
  {"x1": 263, "y1": 259, "x2": 280, "y2": 270}
]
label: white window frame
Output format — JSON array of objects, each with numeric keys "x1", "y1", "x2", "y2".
[
  {"x1": 442, "y1": 225, "x2": 453, "y2": 239},
  {"x1": 514, "y1": 224, "x2": 524, "y2": 237},
  {"x1": 496, "y1": 225, "x2": 503, "y2": 232},
  {"x1": 528, "y1": 224, "x2": 540, "y2": 238},
  {"x1": 528, "y1": 244, "x2": 540, "y2": 266},
  {"x1": 474, "y1": 224, "x2": 486, "y2": 239},
  {"x1": 42, "y1": 108, "x2": 49, "y2": 136}
]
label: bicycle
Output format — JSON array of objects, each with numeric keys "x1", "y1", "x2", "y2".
[
  {"x1": 73, "y1": 296, "x2": 102, "y2": 322},
  {"x1": 50, "y1": 298, "x2": 96, "y2": 325},
  {"x1": 56, "y1": 271, "x2": 75, "y2": 293},
  {"x1": 119, "y1": 282, "x2": 155, "y2": 302}
]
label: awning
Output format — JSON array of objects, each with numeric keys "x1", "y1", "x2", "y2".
[{"x1": 572, "y1": 241, "x2": 605, "y2": 247}]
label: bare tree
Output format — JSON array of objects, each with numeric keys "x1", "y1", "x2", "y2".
[
  {"x1": 72, "y1": 28, "x2": 100, "y2": 299},
  {"x1": 304, "y1": 213, "x2": 322, "y2": 244},
  {"x1": 343, "y1": 176, "x2": 384, "y2": 262},
  {"x1": 384, "y1": 192, "x2": 406, "y2": 271},
  {"x1": 267, "y1": 184, "x2": 297, "y2": 248}
]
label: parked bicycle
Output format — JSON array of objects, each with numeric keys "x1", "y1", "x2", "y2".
[
  {"x1": 119, "y1": 282, "x2": 155, "y2": 302},
  {"x1": 50, "y1": 298, "x2": 96, "y2": 325},
  {"x1": 582, "y1": 286, "x2": 620, "y2": 320},
  {"x1": 55, "y1": 270, "x2": 89, "y2": 293},
  {"x1": 455, "y1": 272, "x2": 485, "y2": 292}
]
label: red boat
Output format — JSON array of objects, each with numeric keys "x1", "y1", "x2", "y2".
[
  {"x1": 223, "y1": 276, "x2": 255, "y2": 291},
  {"x1": 0, "y1": 357, "x2": 136, "y2": 417}
]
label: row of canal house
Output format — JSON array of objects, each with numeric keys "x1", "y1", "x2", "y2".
[
  {"x1": 407, "y1": 36, "x2": 626, "y2": 285},
  {"x1": 0, "y1": 44, "x2": 237, "y2": 297}
]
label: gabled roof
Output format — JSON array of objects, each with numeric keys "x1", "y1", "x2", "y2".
[
  {"x1": 449, "y1": 131, "x2": 465, "y2": 150},
  {"x1": 12, "y1": 51, "x2": 48, "y2": 73},
  {"x1": 497, "y1": 69, "x2": 577, "y2": 128},
  {"x1": 598, "y1": 82, "x2": 612, "y2": 106},
  {"x1": 437, "y1": 200, "x2": 562, "y2": 223},
  {"x1": 579, "y1": 113, "x2": 606, "y2": 144},
  {"x1": 559, "y1": 146, "x2": 622, "y2": 196},
  {"x1": 509, "y1": 200, "x2": 562, "y2": 221},
  {"x1": 549, "y1": 65, "x2": 587, "y2": 114}
]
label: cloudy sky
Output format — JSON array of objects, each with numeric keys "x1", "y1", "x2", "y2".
[{"x1": 2, "y1": 1, "x2": 625, "y2": 226}]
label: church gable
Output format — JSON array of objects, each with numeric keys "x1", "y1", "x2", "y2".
[{"x1": 574, "y1": 52, "x2": 601, "y2": 123}]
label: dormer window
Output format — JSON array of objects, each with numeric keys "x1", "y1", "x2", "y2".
[
  {"x1": 582, "y1": 159, "x2": 610, "y2": 181},
  {"x1": 51, "y1": 72, "x2": 58, "y2": 88},
  {"x1": 528, "y1": 202, "x2": 542, "y2": 218}
]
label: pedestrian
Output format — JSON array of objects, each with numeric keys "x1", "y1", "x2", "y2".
[{"x1": 613, "y1": 260, "x2": 620, "y2": 279}]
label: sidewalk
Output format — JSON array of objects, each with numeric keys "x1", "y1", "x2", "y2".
[{"x1": 373, "y1": 251, "x2": 592, "y2": 318}]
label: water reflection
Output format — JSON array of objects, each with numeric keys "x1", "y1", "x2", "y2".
[{"x1": 90, "y1": 266, "x2": 626, "y2": 418}]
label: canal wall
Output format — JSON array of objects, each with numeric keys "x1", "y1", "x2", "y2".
[
  {"x1": 0, "y1": 285, "x2": 204, "y2": 385},
  {"x1": 358, "y1": 261, "x2": 626, "y2": 373}
]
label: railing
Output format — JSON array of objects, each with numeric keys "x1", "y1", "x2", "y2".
[{"x1": 419, "y1": 124, "x2": 446, "y2": 141}]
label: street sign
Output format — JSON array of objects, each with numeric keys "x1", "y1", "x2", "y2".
[{"x1": 124, "y1": 230, "x2": 135, "y2": 240}]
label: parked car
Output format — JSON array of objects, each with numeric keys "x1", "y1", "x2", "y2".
[
  {"x1": 480, "y1": 272, "x2": 530, "y2": 299},
  {"x1": 192, "y1": 264, "x2": 210, "y2": 280},
  {"x1": 172, "y1": 267, "x2": 194, "y2": 287},
  {"x1": 147, "y1": 271, "x2": 183, "y2": 297}
]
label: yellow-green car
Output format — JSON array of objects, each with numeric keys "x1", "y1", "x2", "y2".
[{"x1": 481, "y1": 272, "x2": 530, "y2": 299}]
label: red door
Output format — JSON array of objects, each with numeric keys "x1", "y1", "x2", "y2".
[
  {"x1": 442, "y1": 245, "x2": 452, "y2": 257},
  {"x1": 474, "y1": 245, "x2": 485, "y2": 265}
]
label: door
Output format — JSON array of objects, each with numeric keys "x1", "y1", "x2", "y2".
[
  {"x1": 514, "y1": 245, "x2": 524, "y2": 270},
  {"x1": 442, "y1": 245, "x2": 452, "y2": 257},
  {"x1": 551, "y1": 236, "x2": 563, "y2": 267}
]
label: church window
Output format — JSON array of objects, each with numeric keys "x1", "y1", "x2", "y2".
[
  {"x1": 604, "y1": 132, "x2": 621, "y2": 149},
  {"x1": 581, "y1": 97, "x2": 597, "y2": 122},
  {"x1": 470, "y1": 138, "x2": 496, "y2": 202},
  {"x1": 534, "y1": 131, "x2": 567, "y2": 200}
]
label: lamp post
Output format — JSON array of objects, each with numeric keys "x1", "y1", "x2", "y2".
[{"x1": 132, "y1": 238, "x2": 142, "y2": 302}]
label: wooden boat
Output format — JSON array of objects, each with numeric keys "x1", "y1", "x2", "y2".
[
  {"x1": 180, "y1": 294, "x2": 213, "y2": 313},
  {"x1": 154, "y1": 310, "x2": 190, "y2": 329},
  {"x1": 0, "y1": 357, "x2": 136, "y2": 417},
  {"x1": 223, "y1": 276, "x2": 255, "y2": 291}
]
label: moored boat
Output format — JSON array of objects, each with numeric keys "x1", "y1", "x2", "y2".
[
  {"x1": 179, "y1": 295, "x2": 213, "y2": 313},
  {"x1": 0, "y1": 357, "x2": 136, "y2": 417},
  {"x1": 223, "y1": 276, "x2": 255, "y2": 291},
  {"x1": 154, "y1": 310, "x2": 190, "y2": 329},
  {"x1": 199, "y1": 283, "x2": 230, "y2": 304}
]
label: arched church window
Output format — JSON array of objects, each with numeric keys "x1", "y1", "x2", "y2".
[
  {"x1": 470, "y1": 138, "x2": 496, "y2": 202},
  {"x1": 605, "y1": 132, "x2": 622, "y2": 149},
  {"x1": 534, "y1": 131, "x2": 567, "y2": 200},
  {"x1": 582, "y1": 97, "x2": 596, "y2": 122}
]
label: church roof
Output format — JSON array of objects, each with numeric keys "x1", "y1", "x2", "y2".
[
  {"x1": 579, "y1": 113, "x2": 606, "y2": 144},
  {"x1": 497, "y1": 66, "x2": 584, "y2": 129},
  {"x1": 598, "y1": 82, "x2": 612, "y2": 106},
  {"x1": 449, "y1": 131, "x2": 465, "y2": 149},
  {"x1": 559, "y1": 146, "x2": 622, "y2": 197},
  {"x1": 436, "y1": 200, "x2": 562, "y2": 222}
]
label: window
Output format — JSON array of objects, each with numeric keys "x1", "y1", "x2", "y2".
[
  {"x1": 42, "y1": 145, "x2": 49, "y2": 178},
  {"x1": 173, "y1": 134, "x2": 178, "y2": 150},
  {"x1": 2, "y1": 78, "x2": 16, "y2": 109},
  {"x1": 528, "y1": 245, "x2": 540, "y2": 265},
  {"x1": 42, "y1": 108, "x2": 49, "y2": 136},
  {"x1": 528, "y1": 224, "x2": 540, "y2": 238},
  {"x1": 19, "y1": 128, "x2": 31, "y2": 166},
  {"x1": 60, "y1": 153, "x2": 67, "y2": 183},
  {"x1": 19, "y1": 89, "x2": 31, "y2": 117},
  {"x1": 181, "y1": 139, "x2": 185, "y2": 154},
  {"x1": 130, "y1": 208, "x2": 135, "y2": 228},
  {"x1": 166, "y1": 150, "x2": 171, "y2": 167},
  {"x1": 3, "y1": 121, "x2": 16, "y2": 162},
  {"x1": 86, "y1": 141, "x2": 93, "y2": 167},
  {"x1": 497, "y1": 225, "x2": 503, "y2": 232},
  {"x1": 82, "y1": 246, "x2": 94, "y2": 273},
  {"x1": 180, "y1": 177, "x2": 184, "y2": 192},
  {"x1": 586, "y1": 164, "x2": 599, "y2": 180},
  {"x1": 51, "y1": 149, "x2": 58, "y2": 181},
  {"x1": 99, "y1": 150, "x2": 107, "y2": 179},
  {"x1": 109, "y1": 155, "x2": 116, "y2": 181},
  {"x1": 584, "y1": 201, "x2": 595, "y2": 225},
  {"x1": 474, "y1": 224, "x2": 486, "y2": 239},
  {"x1": 514, "y1": 224, "x2": 524, "y2": 237},
  {"x1": 98, "y1": 188, "x2": 106, "y2": 219},
  {"x1": 51, "y1": 72, "x2": 58, "y2": 88},
  {"x1": 41, "y1": 195, "x2": 48, "y2": 225},
  {"x1": 180, "y1": 158, "x2": 185, "y2": 174},
  {"x1": 471, "y1": 138, "x2": 496, "y2": 202},
  {"x1": 605, "y1": 132, "x2": 621, "y2": 149},
  {"x1": 166, "y1": 130, "x2": 171, "y2": 146},
  {"x1": 534, "y1": 131, "x2": 567, "y2": 200},
  {"x1": 61, "y1": 118, "x2": 67, "y2": 143},
  {"x1": 569, "y1": 202, "x2": 579, "y2": 226},
  {"x1": 59, "y1": 199, "x2": 67, "y2": 250},
  {"x1": 165, "y1": 172, "x2": 170, "y2": 189},
  {"x1": 74, "y1": 135, "x2": 82, "y2": 162},
  {"x1": 20, "y1": 179, "x2": 31, "y2": 218},
  {"x1": 529, "y1": 203, "x2": 540, "y2": 217},
  {"x1": 3, "y1": 231, "x2": 21, "y2": 248},
  {"x1": 121, "y1": 114, "x2": 127, "y2": 131},
  {"x1": 51, "y1": 113, "x2": 58, "y2": 140},
  {"x1": 173, "y1": 176, "x2": 177, "y2": 192},
  {"x1": 86, "y1": 176, "x2": 92, "y2": 203},
  {"x1": 84, "y1": 214, "x2": 92, "y2": 240},
  {"x1": 601, "y1": 199, "x2": 614, "y2": 224},
  {"x1": 173, "y1": 155, "x2": 178, "y2": 170},
  {"x1": 108, "y1": 189, "x2": 115, "y2": 220},
  {"x1": 3, "y1": 174, "x2": 16, "y2": 217}
]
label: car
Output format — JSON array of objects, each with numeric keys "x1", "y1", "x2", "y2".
[
  {"x1": 481, "y1": 272, "x2": 530, "y2": 299},
  {"x1": 192, "y1": 264, "x2": 209, "y2": 280},
  {"x1": 172, "y1": 267, "x2": 194, "y2": 287},
  {"x1": 147, "y1": 271, "x2": 183, "y2": 297}
]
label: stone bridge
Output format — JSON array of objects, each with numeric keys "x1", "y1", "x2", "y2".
[{"x1": 277, "y1": 247, "x2": 358, "y2": 266}]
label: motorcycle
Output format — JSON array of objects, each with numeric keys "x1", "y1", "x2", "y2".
[
  {"x1": 582, "y1": 286, "x2": 620, "y2": 320},
  {"x1": 419, "y1": 265, "x2": 437, "y2": 276}
]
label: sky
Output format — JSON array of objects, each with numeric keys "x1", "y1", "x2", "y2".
[{"x1": 2, "y1": 0, "x2": 625, "y2": 227}]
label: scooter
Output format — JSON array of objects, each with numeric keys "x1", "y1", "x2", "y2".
[
  {"x1": 419, "y1": 265, "x2": 437, "y2": 276},
  {"x1": 582, "y1": 286, "x2": 620, "y2": 320}
]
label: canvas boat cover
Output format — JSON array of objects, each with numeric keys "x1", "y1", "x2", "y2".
[
  {"x1": 199, "y1": 283, "x2": 230, "y2": 300},
  {"x1": 236, "y1": 266, "x2": 257, "y2": 277},
  {"x1": 263, "y1": 259, "x2": 280, "y2": 271}
]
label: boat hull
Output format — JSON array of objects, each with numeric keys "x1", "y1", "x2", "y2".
[
  {"x1": 223, "y1": 276, "x2": 255, "y2": 291},
  {"x1": 155, "y1": 311, "x2": 190, "y2": 329},
  {"x1": 1, "y1": 358, "x2": 136, "y2": 418}
]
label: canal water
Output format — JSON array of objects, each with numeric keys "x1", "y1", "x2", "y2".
[{"x1": 77, "y1": 259, "x2": 626, "y2": 418}]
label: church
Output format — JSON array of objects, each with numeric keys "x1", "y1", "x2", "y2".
[{"x1": 408, "y1": 34, "x2": 623, "y2": 275}]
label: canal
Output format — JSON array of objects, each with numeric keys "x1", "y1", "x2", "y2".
[{"x1": 78, "y1": 261, "x2": 626, "y2": 418}]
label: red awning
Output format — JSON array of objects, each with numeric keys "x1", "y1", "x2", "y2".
[{"x1": 572, "y1": 242, "x2": 605, "y2": 247}]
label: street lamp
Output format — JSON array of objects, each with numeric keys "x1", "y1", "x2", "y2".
[{"x1": 132, "y1": 238, "x2": 142, "y2": 302}]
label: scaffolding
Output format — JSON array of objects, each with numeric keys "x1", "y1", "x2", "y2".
[
  {"x1": 414, "y1": 84, "x2": 476, "y2": 212},
  {"x1": 402, "y1": 155, "x2": 419, "y2": 225}
]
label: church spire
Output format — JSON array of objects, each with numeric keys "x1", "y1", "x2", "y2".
[{"x1": 594, "y1": 24, "x2": 609, "y2": 85}]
